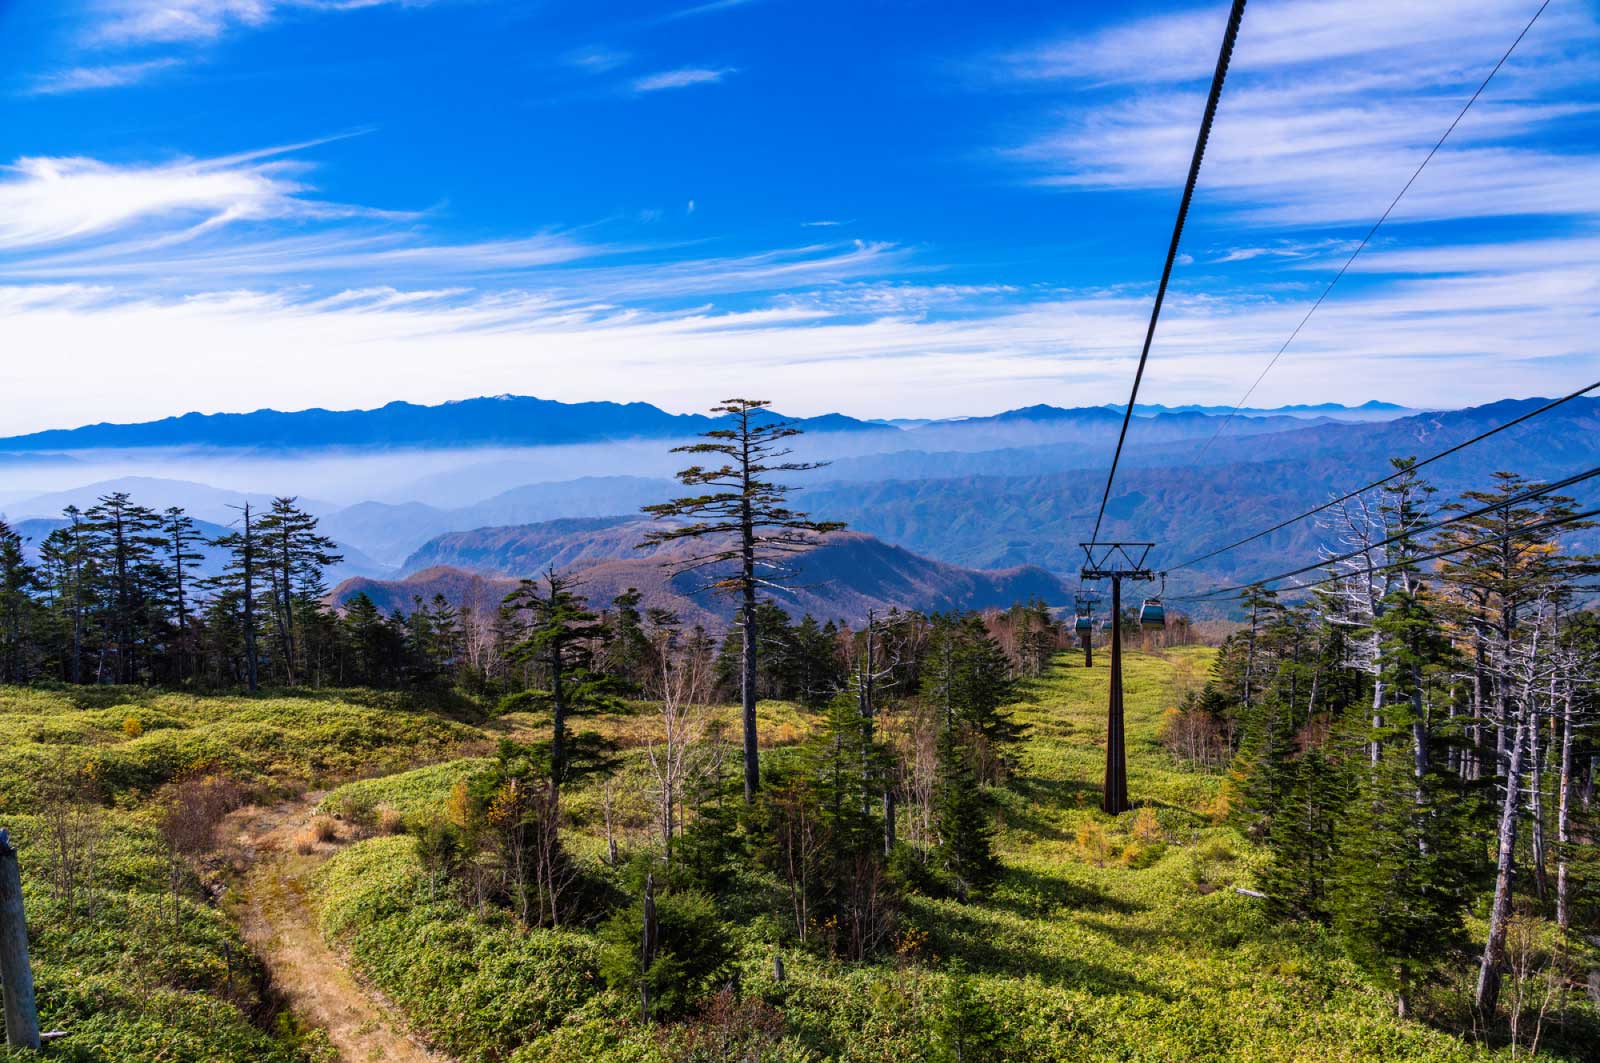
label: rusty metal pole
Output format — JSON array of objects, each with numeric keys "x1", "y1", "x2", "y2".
[
  {"x1": 0, "y1": 829, "x2": 41, "y2": 1051},
  {"x1": 1103, "y1": 576, "x2": 1130, "y2": 814}
]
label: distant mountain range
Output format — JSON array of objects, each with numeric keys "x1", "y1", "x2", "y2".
[
  {"x1": 334, "y1": 523, "x2": 1070, "y2": 629},
  {"x1": 0, "y1": 395, "x2": 888, "y2": 452},
  {"x1": 0, "y1": 394, "x2": 1419, "y2": 453},
  {"x1": 1124, "y1": 400, "x2": 1418, "y2": 420}
]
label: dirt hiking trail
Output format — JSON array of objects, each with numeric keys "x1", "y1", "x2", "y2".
[{"x1": 225, "y1": 794, "x2": 449, "y2": 1063}]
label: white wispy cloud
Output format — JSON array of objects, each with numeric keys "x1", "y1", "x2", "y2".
[
  {"x1": 663, "y1": 0, "x2": 758, "y2": 20},
  {"x1": 0, "y1": 144, "x2": 911, "y2": 301},
  {"x1": 84, "y1": 0, "x2": 417, "y2": 47},
  {"x1": 0, "y1": 143, "x2": 388, "y2": 254},
  {"x1": 998, "y1": 0, "x2": 1600, "y2": 228},
  {"x1": 632, "y1": 67, "x2": 733, "y2": 93},
  {"x1": 565, "y1": 46, "x2": 630, "y2": 74},
  {"x1": 1211, "y1": 238, "x2": 1361, "y2": 264},
  {"x1": 26, "y1": 58, "x2": 182, "y2": 95}
]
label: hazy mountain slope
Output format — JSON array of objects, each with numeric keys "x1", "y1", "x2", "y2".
[
  {"x1": 9, "y1": 397, "x2": 1591, "y2": 607},
  {"x1": 804, "y1": 406, "x2": 1600, "y2": 607},
  {"x1": 317, "y1": 500, "x2": 456, "y2": 567},
  {"x1": 451, "y1": 476, "x2": 675, "y2": 530},
  {"x1": 340, "y1": 529, "x2": 1070, "y2": 628},
  {"x1": 3, "y1": 477, "x2": 340, "y2": 525},
  {"x1": 402, "y1": 515, "x2": 659, "y2": 575}
]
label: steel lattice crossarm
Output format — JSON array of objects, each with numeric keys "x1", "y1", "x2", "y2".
[{"x1": 1079, "y1": 542, "x2": 1158, "y2": 581}]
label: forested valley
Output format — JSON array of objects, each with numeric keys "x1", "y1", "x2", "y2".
[{"x1": 0, "y1": 403, "x2": 1597, "y2": 1063}]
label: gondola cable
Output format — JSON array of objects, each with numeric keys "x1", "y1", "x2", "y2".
[
  {"x1": 1171, "y1": 463, "x2": 1600, "y2": 601},
  {"x1": 1172, "y1": 503, "x2": 1600, "y2": 604},
  {"x1": 1166, "y1": 379, "x2": 1599, "y2": 574},
  {"x1": 1188, "y1": 0, "x2": 1555, "y2": 465},
  {"x1": 1089, "y1": 0, "x2": 1248, "y2": 546}
]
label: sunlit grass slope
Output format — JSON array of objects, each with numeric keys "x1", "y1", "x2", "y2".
[
  {"x1": 0, "y1": 685, "x2": 482, "y2": 1063},
  {"x1": 314, "y1": 650, "x2": 1536, "y2": 1063}
]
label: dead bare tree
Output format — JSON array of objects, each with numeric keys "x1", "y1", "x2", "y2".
[
  {"x1": 1317, "y1": 469, "x2": 1432, "y2": 766},
  {"x1": 889, "y1": 700, "x2": 939, "y2": 858},
  {"x1": 39, "y1": 759, "x2": 103, "y2": 922},
  {"x1": 1504, "y1": 908, "x2": 1565, "y2": 1058},
  {"x1": 157, "y1": 774, "x2": 244, "y2": 936},
  {"x1": 643, "y1": 623, "x2": 707, "y2": 868}
]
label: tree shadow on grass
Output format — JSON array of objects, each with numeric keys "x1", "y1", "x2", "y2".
[
  {"x1": 921, "y1": 901, "x2": 1168, "y2": 999},
  {"x1": 1009, "y1": 774, "x2": 1103, "y2": 813},
  {"x1": 990, "y1": 864, "x2": 1146, "y2": 918},
  {"x1": 1069, "y1": 914, "x2": 1169, "y2": 949},
  {"x1": 33, "y1": 684, "x2": 168, "y2": 711}
]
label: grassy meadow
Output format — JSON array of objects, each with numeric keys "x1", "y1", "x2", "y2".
[{"x1": 2, "y1": 652, "x2": 1589, "y2": 1061}]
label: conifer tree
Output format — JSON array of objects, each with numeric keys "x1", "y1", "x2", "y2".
[
  {"x1": 641, "y1": 398, "x2": 845, "y2": 802},
  {"x1": 931, "y1": 961, "x2": 1005, "y2": 1063},
  {"x1": 207, "y1": 502, "x2": 263, "y2": 692},
  {"x1": 39, "y1": 508, "x2": 94, "y2": 684},
  {"x1": 601, "y1": 588, "x2": 653, "y2": 692},
  {"x1": 84, "y1": 492, "x2": 165, "y2": 683},
  {"x1": 503, "y1": 570, "x2": 622, "y2": 808},
  {"x1": 1331, "y1": 740, "x2": 1479, "y2": 1019},
  {"x1": 257, "y1": 497, "x2": 341, "y2": 685},
  {"x1": 160, "y1": 507, "x2": 201, "y2": 682},
  {"x1": 1260, "y1": 747, "x2": 1346, "y2": 922},
  {"x1": 0, "y1": 520, "x2": 41, "y2": 682},
  {"x1": 933, "y1": 726, "x2": 998, "y2": 901}
]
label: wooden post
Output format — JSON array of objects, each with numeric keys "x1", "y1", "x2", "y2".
[
  {"x1": 0, "y1": 829, "x2": 41, "y2": 1051},
  {"x1": 1082, "y1": 631, "x2": 1093, "y2": 669},
  {"x1": 1103, "y1": 576, "x2": 1130, "y2": 814},
  {"x1": 640, "y1": 872, "x2": 658, "y2": 1022}
]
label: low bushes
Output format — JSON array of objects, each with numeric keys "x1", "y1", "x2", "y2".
[{"x1": 316, "y1": 835, "x2": 604, "y2": 1062}]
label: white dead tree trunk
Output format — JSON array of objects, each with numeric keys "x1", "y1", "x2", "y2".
[
  {"x1": 1476, "y1": 598, "x2": 1558, "y2": 1017},
  {"x1": 644, "y1": 630, "x2": 705, "y2": 867},
  {"x1": 1554, "y1": 633, "x2": 1596, "y2": 931},
  {"x1": 1318, "y1": 494, "x2": 1392, "y2": 764}
]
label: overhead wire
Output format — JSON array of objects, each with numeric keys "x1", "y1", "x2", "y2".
[
  {"x1": 1189, "y1": 0, "x2": 1554, "y2": 465},
  {"x1": 1172, "y1": 464, "x2": 1600, "y2": 601},
  {"x1": 1166, "y1": 380, "x2": 1600, "y2": 573},
  {"x1": 1088, "y1": 0, "x2": 1248, "y2": 546},
  {"x1": 1172, "y1": 504, "x2": 1600, "y2": 605}
]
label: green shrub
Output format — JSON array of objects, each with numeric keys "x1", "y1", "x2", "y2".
[
  {"x1": 930, "y1": 962, "x2": 1007, "y2": 1063},
  {"x1": 317, "y1": 836, "x2": 602, "y2": 1061},
  {"x1": 599, "y1": 886, "x2": 733, "y2": 1019}
]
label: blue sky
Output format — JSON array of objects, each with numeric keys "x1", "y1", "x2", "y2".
[{"x1": 0, "y1": 0, "x2": 1596, "y2": 433}]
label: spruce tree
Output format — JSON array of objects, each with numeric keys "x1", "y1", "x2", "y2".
[
  {"x1": 207, "y1": 501, "x2": 265, "y2": 692},
  {"x1": 84, "y1": 492, "x2": 165, "y2": 683},
  {"x1": 1260, "y1": 747, "x2": 1346, "y2": 923},
  {"x1": 160, "y1": 506, "x2": 202, "y2": 682},
  {"x1": 503, "y1": 569, "x2": 623, "y2": 807},
  {"x1": 1330, "y1": 742, "x2": 1479, "y2": 1018},
  {"x1": 933, "y1": 725, "x2": 998, "y2": 901},
  {"x1": 38, "y1": 508, "x2": 94, "y2": 684}
]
